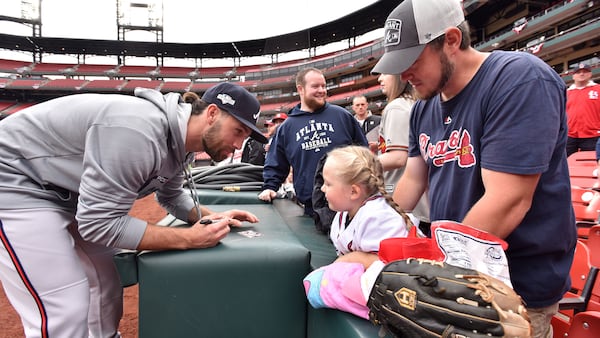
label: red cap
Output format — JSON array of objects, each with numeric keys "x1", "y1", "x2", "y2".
[{"x1": 264, "y1": 112, "x2": 288, "y2": 126}]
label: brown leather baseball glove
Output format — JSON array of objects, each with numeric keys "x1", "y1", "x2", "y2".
[{"x1": 367, "y1": 258, "x2": 531, "y2": 338}]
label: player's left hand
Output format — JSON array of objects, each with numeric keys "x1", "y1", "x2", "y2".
[{"x1": 203, "y1": 209, "x2": 259, "y2": 227}]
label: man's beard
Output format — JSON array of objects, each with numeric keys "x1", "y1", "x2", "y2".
[
  {"x1": 304, "y1": 95, "x2": 325, "y2": 111},
  {"x1": 202, "y1": 120, "x2": 230, "y2": 162},
  {"x1": 416, "y1": 51, "x2": 454, "y2": 101}
]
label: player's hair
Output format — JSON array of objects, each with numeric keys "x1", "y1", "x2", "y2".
[
  {"x1": 182, "y1": 91, "x2": 209, "y2": 116},
  {"x1": 326, "y1": 145, "x2": 412, "y2": 226},
  {"x1": 295, "y1": 67, "x2": 323, "y2": 87}
]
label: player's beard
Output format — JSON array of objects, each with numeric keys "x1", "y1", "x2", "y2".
[
  {"x1": 416, "y1": 51, "x2": 454, "y2": 101},
  {"x1": 202, "y1": 119, "x2": 231, "y2": 162}
]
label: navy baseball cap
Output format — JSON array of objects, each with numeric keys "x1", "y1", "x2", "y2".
[
  {"x1": 574, "y1": 63, "x2": 591, "y2": 72},
  {"x1": 371, "y1": 0, "x2": 465, "y2": 75},
  {"x1": 202, "y1": 82, "x2": 267, "y2": 143}
]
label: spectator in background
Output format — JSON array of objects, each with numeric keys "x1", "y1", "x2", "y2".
[
  {"x1": 375, "y1": 0, "x2": 575, "y2": 336},
  {"x1": 352, "y1": 95, "x2": 380, "y2": 154},
  {"x1": 352, "y1": 95, "x2": 380, "y2": 147},
  {"x1": 259, "y1": 67, "x2": 368, "y2": 217},
  {"x1": 376, "y1": 73, "x2": 430, "y2": 235},
  {"x1": 264, "y1": 112, "x2": 288, "y2": 153},
  {"x1": 566, "y1": 63, "x2": 600, "y2": 157}
]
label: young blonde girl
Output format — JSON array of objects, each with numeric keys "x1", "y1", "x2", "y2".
[{"x1": 304, "y1": 145, "x2": 420, "y2": 319}]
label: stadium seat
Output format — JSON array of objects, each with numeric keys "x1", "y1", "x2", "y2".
[
  {"x1": 553, "y1": 241, "x2": 599, "y2": 337},
  {"x1": 568, "y1": 151, "x2": 598, "y2": 166},
  {"x1": 571, "y1": 187, "x2": 600, "y2": 239},
  {"x1": 559, "y1": 240, "x2": 599, "y2": 314},
  {"x1": 570, "y1": 165, "x2": 599, "y2": 190},
  {"x1": 589, "y1": 224, "x2": 600, "y2": 268},
  {"x1": 567, "y1": 311, "x2": 600, "y2": 338}
]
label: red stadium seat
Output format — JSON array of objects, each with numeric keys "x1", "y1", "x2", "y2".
[
  {"x1": 121, "y1": 79, "x2": 163, "y2": 91},
  {"x1": 589, "y1": 225, "x2": 600, "y2": 269},
  {"x1": 559, "y1": 241, "x2": 597, "y2": 311},
  {"x1": 0, "y1": 58, "x2": 32, "y2": 73},
  {"x1": 81, "y1": 79, "x2": 126, "y2": 91},
  {"x1": 1, "y1": 102, "x2": 36, "y2": 114},
  {"x1": 569, "y1": 151, "x2": 598, "y2": 167},
  {"x1": 570, "y1": 165, "x2": 600, "y2": 190},
  {"x1": 553, "y1": 241, "x2": 600, "y2": 337},
  {"x1": 0, "y1": 100, "x2": 17, "y2": 112},
  {"x1": 161, "y1": 81, "x2": 192, "y2": 92},
  {"x1": 39, "y1": 79, "x2": 89, "y2": 91},
  {"x1": 567, "y1": 311, "x2": 600, "y2": 338},
  {"x1": 571, "y1": 188, "x2": 600, "y2": 239}
]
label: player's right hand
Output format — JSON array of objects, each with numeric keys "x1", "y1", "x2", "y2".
[
  {"x1": 258, "y1": 189, "x2": 277, "y2": 202},
  {"x1": 188, "y1": 218, "x2": 231, "y2": 248}
]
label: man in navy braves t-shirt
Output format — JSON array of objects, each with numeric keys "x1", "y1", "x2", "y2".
[{"x1": 374, "y1": 0, "x2": 576, "y2": 337}]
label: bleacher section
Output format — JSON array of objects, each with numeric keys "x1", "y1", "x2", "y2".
[
  {"x1": 158, "y1": 66, "x2": 197, "y2": 78},
  {"x1": 121, "y1": 79, "x2": 163, "y2": 91},
  {"x1": 74, "y1": 64, "x2": 118, "y2": 77},
  {"x1": 40, "y1": 79, "x2": 88, "y2": 90},
  {"x1": 118, "y1": 65, "x2": 160, "y2": 77},
  {"x1": 0, "y1": 100, "x2": 17, "y2": 112},
  {"x1": 0, "y1": 59, "x2": 32, "y2": 74},
  {"x1": 0, "y1": 102, "x2": 36, "y2": 114},
  {"x1": 160, "y1": 81, "x2": 191, "y2": 92},
  {"x1": 81, "y1": 79, "x2": 126, "y2": 91},
  {"x1": 475, "y1": 0, "x2": 590, "y2": 52},
  {"x1": 5, "y1": 78, "x2": 48, "y2": 90},
  {"x1": 29, "y1": 62, "x2": 78, "y2": 76},
  {"x1": 0, "y1": 0, "x2": 598, "y2": 116}
]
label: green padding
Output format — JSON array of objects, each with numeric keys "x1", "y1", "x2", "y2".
[
  {"x1": 113, "y1": 250, "x2": 138, "y2": 287},
  {"x1": 307, "y1": 306, "x2": 388, "y2": 338},
  {"x1": 137, "y1": 204, "x2": 310, "y2": 338},
  {"x1": 273, "y1": 199, "x2": 337, "y2": 269},
  {"x1": 274, "y1": 199, "x2": 390, "y2": 338},
  {"x1": 191, "y1": 188, "x2": 264, "y2": 204}
]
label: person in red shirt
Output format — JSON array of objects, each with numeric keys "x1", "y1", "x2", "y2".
[{"x1": 566, "y1": 63, "x2": 600, "y2": 156}]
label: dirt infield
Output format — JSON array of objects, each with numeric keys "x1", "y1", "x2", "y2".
[{"x1": 0, "y1": 194, "x2": 166, "y2": 338}]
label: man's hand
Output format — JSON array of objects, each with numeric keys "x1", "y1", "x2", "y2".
[
  {"x1": 201, "y1": 209, "x2": 260, "y2": 227},
  {"x1": 258, "y1": 189, "x2": 277, "y2": 202},
  {"x1": 186, "y1": 218, "x2": 232, "y2": 248}
]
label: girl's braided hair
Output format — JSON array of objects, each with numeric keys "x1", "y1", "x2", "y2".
[{"x1": 326, "y1": 145, "x2": 413, "y2": 229}]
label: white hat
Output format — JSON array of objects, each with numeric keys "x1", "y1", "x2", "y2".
[{"x1": 371, "y1": 0, "x2": 465, "y2": 75}]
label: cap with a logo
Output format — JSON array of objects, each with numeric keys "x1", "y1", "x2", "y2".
[
  {"x1": 574, "y1": 63, "x2": 591, "y2": 72},
  {"x1": 202, "y1": 82, "x2": 267, "y2": 143},
  {"x1": 264, "y1": 112, "x2": 288, "y2": 126},
  {"x1": 371, "y1": 0, "x2": 465, "y2": 75}
]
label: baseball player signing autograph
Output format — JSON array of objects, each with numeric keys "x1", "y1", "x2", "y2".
[{"x1": 0, "y1": 82, "x2": 266, "y2": 337}]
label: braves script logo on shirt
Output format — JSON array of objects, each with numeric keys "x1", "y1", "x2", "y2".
[
  {"x1": 296, "y1": 120, "x2": 333, "y2": 152},
  {"x1": 419, "y1": 129, "x2": 476, "y2": 168}
]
